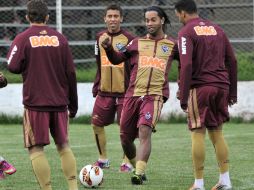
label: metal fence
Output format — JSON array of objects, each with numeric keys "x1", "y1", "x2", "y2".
[{"x1": 0, "y1": 0, "x2": 253, "y2": 70}]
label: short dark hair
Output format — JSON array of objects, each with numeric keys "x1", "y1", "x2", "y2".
[
  {"x1": 174, "y1": 0, "x2": 197, "y2": 14},
  {"x1": 105, "y1": 4, "x2": 123, "y2": 17},
  {"x1": 144, "y1": 6, "x2": 170, "y2": 32},
  {"x1": 27, "y1": 0, "x2": 48, "y2": 23}
]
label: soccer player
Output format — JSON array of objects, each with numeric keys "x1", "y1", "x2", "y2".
[
  {"x1": 7, "y1": 1, "x2": 78, "y2": 190},
  {"x1": 0, "y1": 73, "x2": 16, "y2": 180},
  {"x1": 101, "y1": 6, "x2": 179, "y2": 184},
  {"x1": 174, "y1": 0, "x2": 237, "y2": 190},
  {"x1": 91, "y1": 4, "x2": 135, "y2": 172}
]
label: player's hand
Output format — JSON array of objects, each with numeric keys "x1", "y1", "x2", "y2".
[
  {"x1": 182, "y1": 108, "x2": 188, "y2": 113},
  {"x1": 229, "y1": 99, "x2": 237, "y2": 107},
  {"x1": 176, "y1": 89, "x2": 180, "y2": 100},
  {"x1": 68, "y1": 111, "x2": 76, "y2": 118},
  {"x1": 101, "y1": 33, "x2": 111, "y2": 49},
  {"x1": 0, "y1": 72, "x2": 4, "y2": 82}
]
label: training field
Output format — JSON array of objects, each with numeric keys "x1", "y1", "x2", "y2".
[{"x1": 0, "y1": 123, "x2": 253, "y2": 190}]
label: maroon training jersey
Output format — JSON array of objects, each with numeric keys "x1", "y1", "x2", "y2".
[
  {"x1": 105, "y1": 34, "x2": 179, "y2": 102},
  {"x1": 7, "y1": 25, "x2": 78, "y2": 116},
  {"x1": 178, "y1": 17, "x2": 237, "y2": 109},
  {"x1": 92, "y1": 29, "x2": 135, "y2": 97}
]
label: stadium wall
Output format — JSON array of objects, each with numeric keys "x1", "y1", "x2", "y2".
[{"x1": 0, "y1": 82, "x2": 254, "y2": 121}]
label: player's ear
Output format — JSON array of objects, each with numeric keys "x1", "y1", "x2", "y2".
[
  {"x1": 25, "y1": 15, "x2": 30, "y2": 23},
  {"x1": 120, "y1": 16, "x2": 123, "y2": 23},
  {"x1": 45, "y1": 14, "x2": 49, "y2": 23},
  {"x1": 161, "y1": 18, "x2": 165, "y2": 25}
]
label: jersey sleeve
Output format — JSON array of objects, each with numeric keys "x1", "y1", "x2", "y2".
[
  {"x1": 178, "y1": 32, "x2": 193, "y2": 110},
  {"x1": 92, "y1": 38, "x2": 101, "y2": 97},
  {"x1": 224, "y1": 35, "x2": 237, "y2": 102},
  {"x1": 64, "y1": 41, "x2": 78, "y2": 117},
  {"x1": 7, "y1": 36, "x2": 26, "y2": 74}
]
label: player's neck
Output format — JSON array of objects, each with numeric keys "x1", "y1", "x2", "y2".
[
  {"x1": 30, "y1": 23, "x2": 47, "y2": 26},
  {"x1": 148, "y1": 30, "x2": 165, "y2": 40},
  {"x1": 185, "y1": 14, "x2": 199, "y2": 23},
  {"x1": 108, "y1": 28, "x2": 121, "y2": 34}
]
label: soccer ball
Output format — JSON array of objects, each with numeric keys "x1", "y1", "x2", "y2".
[{"x1": 79, "y1": 165, "x2": 103, "y2": 188}]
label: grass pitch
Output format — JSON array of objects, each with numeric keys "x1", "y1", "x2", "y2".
[{"x1": 0, "y1": 123, "x2": 253, "y2": 190}]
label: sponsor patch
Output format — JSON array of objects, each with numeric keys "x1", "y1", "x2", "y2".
[
  {"x1": 139, "y1": 56, "x2": 166, "y2": 71},
  {"x1": 194, "y1": 26, "x2": 217, "y2": 36},
  {"x1": 145, "y1": 112, "x2": 152, "y2": 120},
  {"x1": 181, "y1": 37, "x2": 186, "y2": 55},
  {"x1": 29, "y1": 35, "x2": 59, "y2": 48}
]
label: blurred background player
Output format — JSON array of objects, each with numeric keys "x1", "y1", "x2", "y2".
[
  {"x1": 0, "y1": 73, "x2": 16, "y2": 180},
  {"x1": 175, "y1": 0, "x2": 237, "y2": 190},
  {"x1": 101, "y1": 6, "x2": 179, "y2": 185},
  {"x1": 7, "y1": 1, "x2": 78, "y2": 190},
  {"x1": 91, "y1": 4, "x2": 135, "y2": 172}
]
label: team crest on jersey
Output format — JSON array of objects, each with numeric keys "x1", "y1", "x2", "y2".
[
  {"x1": 199, "y1": 22, "x2": 205, "y2": 26},
  {"x1": 115, "y1": 43, "x2": 125, "y2": 51},
  {"x1": 161, "y1": 45, "x2": 169, "y2": 53},
  {"x1": 145, "y1": 112, "x2": 152, "y2": 120},
  {"x1": 40, "y1": 30, "x2": 47, "y2": 34}
]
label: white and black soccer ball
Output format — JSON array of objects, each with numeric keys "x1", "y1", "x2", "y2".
[{"x1": 79, "y1": 165, "x2": 103, "y2": 188}]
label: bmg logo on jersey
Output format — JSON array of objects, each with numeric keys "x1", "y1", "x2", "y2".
[
  {"x1": 101, "y1": 55, "x2": 124, "y2": 67},
  {"x1": 29, "y1": 35, "x2": 59, "y2": 48},
  {"x1": 194, "y1": 26, "x2": 217, "y2": 36},
  {"x1": 139, "y1": 56, "x2": 166, "y2": 71}
]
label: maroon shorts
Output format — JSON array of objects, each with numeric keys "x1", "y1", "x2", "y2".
[
  {"x1": 120, "y1": 95, "x2": 163, "y2": 139},
  {"x1": 91, "y1": 95, "x2": 124, "y2": 127},
  {"x1": 23, "y1": 109, "x2": 69, "y2": 148},
  {"x1": 187, "y1": 86, "x2": 229, "y2": 130}
]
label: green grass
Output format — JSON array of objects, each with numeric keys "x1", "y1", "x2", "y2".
[{"x1": 0, "y1": 123, "x2": 253, "y2": 190}]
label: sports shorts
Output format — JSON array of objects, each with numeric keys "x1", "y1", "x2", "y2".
[
  {"x1": 23, "y1": 109, "x2": 69, "y2": 148},
  {"x1": 91, "y1": 95, "x2": 124, "y2": 127},
  {"x1": 187, "y1": 86, "x2": 229, "y2": 130},
  {"x1": 120, "y1": 95, "x2": 163, "y2": 139}
]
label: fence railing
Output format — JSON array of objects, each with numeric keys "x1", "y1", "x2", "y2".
[{"x1": 0, "y1": 1, "x2": 253, "y2": 68}]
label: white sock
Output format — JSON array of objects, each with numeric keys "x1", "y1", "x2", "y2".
[
  {"x1": 219, "y1": 171, "x2": 232, "y2": 187},
  {"x1": 194, "y1": 179, "x2": 204, "y2": 188},
  {"x1": 98, "y1": 158, "x2": 108, "y2": 163}
]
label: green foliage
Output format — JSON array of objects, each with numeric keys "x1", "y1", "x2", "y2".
[
  {"x1": 236, "y1": 52, "x2": 254, "y2": 81},
  {"x1": 0, "y1": 70, "x2": 22, "y2": 83},
  {"x1": 1, "y1": 52, "x2": 253, "y2": 83},
  {"x1": 0, "y1": 114, "x2": 23, "y2": 124},
  {"x1": 1, "y1": 113, "x2": 253, "y2": 124},
  {"x1": 0, "y1": 123, "x2": 253, "y2": 189},
  {"x1": 169, "y1": 60, "x2": 179, "y2": 82},
  {"x1": 69, "y1": 115, "x2": 91, "y2": 124},
  {"x1": 75, "y1": 68, "x2": 96, "y2": 82}
]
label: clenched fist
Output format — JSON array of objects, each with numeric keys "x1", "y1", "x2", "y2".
[{"x1": 100, "y1": 33, "x2": 111, "y2": 49}]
